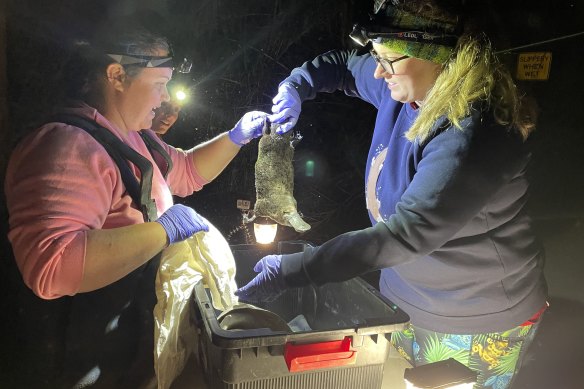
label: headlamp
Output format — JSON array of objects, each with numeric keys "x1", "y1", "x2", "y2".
[
  {"x1": 349, "y1": 24, "x2": 459, "y2": 48},
  {"x1": 169, "y1": 43, "x2": 192, "y2": 73},
  {"x1": 349, "y1": 24, "x2": 371, "y2": 47},
  {"x1": 175, "y1": 58, "x2": 193, "y2": 74}
]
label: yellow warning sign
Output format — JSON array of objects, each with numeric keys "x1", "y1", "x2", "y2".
[{"x1": 516, "y1": 52, "x2": 552, "y2": 80}]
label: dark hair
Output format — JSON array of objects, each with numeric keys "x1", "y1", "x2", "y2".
[{"x1": 61, "y1": 17, "x2": 170, "y2": 107}]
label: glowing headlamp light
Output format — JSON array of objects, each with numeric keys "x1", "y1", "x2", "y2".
[
  {"x1": 174, "y1": 89, "x2": 188, "y2": 101},
  {"x1": 167, "y1": 82, "x2": 192, "y2": 104}
]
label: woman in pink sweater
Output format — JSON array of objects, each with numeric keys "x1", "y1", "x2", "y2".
[{"x1": 4, "y1": 18, "x2": 266, "y2": 388}]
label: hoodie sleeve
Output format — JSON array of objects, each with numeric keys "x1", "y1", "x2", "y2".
[{"x1": 281, "y1": 49, "x2": 389, "y2": 109}]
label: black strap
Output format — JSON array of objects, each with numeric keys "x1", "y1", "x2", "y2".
[
  {"x1": 53, "y1": 115, "x2": 159, "y2": 222},
  {"x1": 139, "y1": 131, "x2": 173, "y2": 180}
]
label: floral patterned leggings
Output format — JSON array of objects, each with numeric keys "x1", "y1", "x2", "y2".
[{"x1": 391, "y1": 319, "x2": 542, "y2": 389}]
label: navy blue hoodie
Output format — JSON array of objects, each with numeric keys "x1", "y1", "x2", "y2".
[{"x1": 279, "y1": 50, "x2": 547, "y2": 334}]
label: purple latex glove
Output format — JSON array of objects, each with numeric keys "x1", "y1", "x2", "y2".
[
  {"x1": 235, "y1": 255, "x2": 287, "y2": 302},
  {"x1": 156, "y1": 204, "x2": 209, "y2": 244},
  {"x1": 228, "y1": 111, "x2": 269, "y2": 146},
  {"x1": 268, "y1": 83, "x2": 302, "y2": 134}
]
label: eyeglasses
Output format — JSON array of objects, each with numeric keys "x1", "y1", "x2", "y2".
[{"x1": 369, "y1": 50, "x2": 409, "y2": 74}]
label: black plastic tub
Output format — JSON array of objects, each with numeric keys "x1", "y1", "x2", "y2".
[{"x1": 192, "y1": 241, "x2": 409, "y2": 389}]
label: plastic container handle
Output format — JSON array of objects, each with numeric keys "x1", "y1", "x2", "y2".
[{"x1": 284, "y1": 337, "x2": 357, "y2": 372}]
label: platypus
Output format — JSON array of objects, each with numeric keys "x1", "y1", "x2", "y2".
[{"x1": 252, "y1": 125, "x2": 310, "y2": 233}]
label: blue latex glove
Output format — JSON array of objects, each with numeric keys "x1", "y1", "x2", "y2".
[
  {"x1": 235, "y1": 255, "x2": 287, "y2": 302},
  {"x1": 156, "y1": 204, "x2": 209, "y2": 244},
  {"x1": 228, "y1": 111, "x2": 269, "y2": 146},
  {"x1": 268, "y1": 83, "x2": 302, "y2": 134}
]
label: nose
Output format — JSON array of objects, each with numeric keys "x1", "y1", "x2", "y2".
[
  {"x1": 161, "y1": 86, "x2": 171, "y2": 103},
  {"x1": 373, "y1": 63, "x2": 389, "y2": 79}
]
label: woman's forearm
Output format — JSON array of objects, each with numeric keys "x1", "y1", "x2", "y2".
[
  {"x1": 80, "y1": 222, "x2": 168, "y2": 292},
  {"x1": 190, "y1": 132, "x2": 240, "y2": 181}
]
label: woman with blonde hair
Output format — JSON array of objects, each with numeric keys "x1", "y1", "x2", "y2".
[{"x1": 236, "y1": 1, "x2": 547, "y2": 387}]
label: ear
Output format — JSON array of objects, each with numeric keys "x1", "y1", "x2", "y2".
[{"x1": 106, "y1": 63, "x2": 126, "y2": 92}]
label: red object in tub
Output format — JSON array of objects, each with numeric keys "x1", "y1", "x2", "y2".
[{"x1": 285, "y1": 337, "x2": 357, "y2": 372}]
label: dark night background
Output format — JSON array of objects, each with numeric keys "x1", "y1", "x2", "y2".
[{"x1": 1, "y1": 0, "x2": 584, "y2": 387}]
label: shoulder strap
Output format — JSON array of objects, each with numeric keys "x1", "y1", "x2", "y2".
[
  {"x1": 52, "y1": 115, "x2": 158, "y2": 222},
  {"x1": 139, "y1": 131, "x2": 173, "y2": 179}
]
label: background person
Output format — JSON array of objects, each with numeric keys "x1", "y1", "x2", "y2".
[
  {"x1": 151, "y1": 99, "x2": 182, "y2": 140},
  {"x1": 236, "y1": 1, "x2": 547, "y2": 388},
  {"x1": 4, "y1": 17, "x2": 267, "y2": 389}
]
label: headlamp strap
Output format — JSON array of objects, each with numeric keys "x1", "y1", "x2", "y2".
[
  {"x1": 369, "y1": 29, "x2": 458, "y2": 47},
  {"x1": 107, "y1": 54, "x2": 174, "y2": 68}
]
